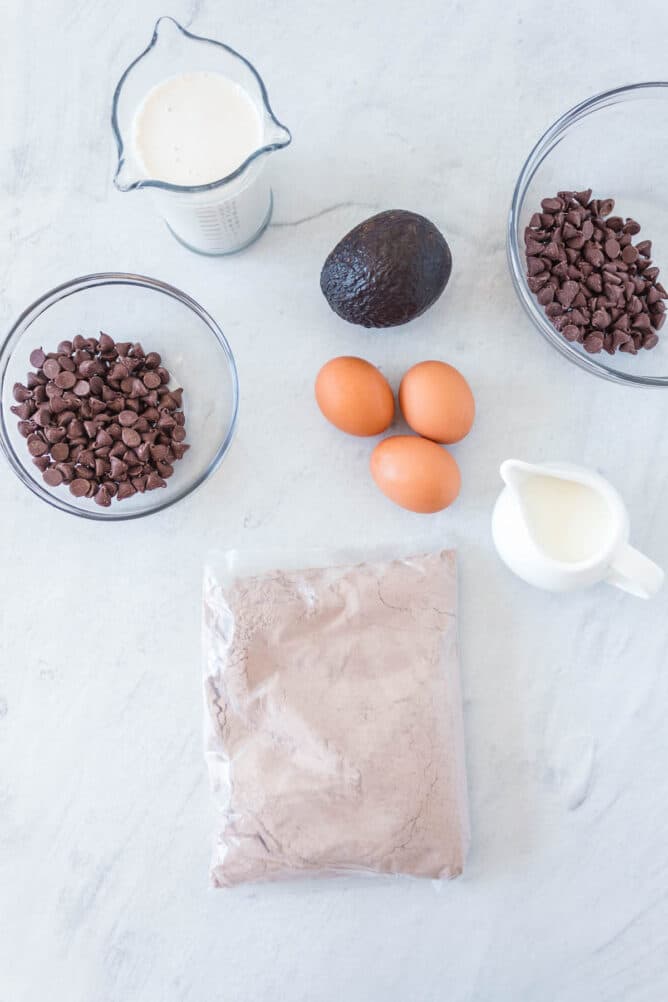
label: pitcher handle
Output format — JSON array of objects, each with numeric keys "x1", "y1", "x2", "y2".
[{"x1": 607, "y1": 544, "x2": 664, "y2": 599}]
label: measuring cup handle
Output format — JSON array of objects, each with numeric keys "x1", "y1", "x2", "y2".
[{"x1": 607, "y1": 543, "x2": 665, "y2": 599}]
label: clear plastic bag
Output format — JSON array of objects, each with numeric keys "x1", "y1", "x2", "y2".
[{"x1": 203, "y1": 547, "x2": 470, "y2": 887}]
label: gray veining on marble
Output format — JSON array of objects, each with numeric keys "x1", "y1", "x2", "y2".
[{"x1": 2, "y1": 1, "x2": 668, "y2": 1000}]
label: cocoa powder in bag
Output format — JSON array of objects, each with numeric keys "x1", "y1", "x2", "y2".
[{"x1": 203, "y1": 550, "x2": 470, "y2": 886}]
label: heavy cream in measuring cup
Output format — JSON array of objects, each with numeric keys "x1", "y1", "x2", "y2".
[
  {"x1": 113, "y1": 18, "x2": 291, "y2": 255},
  {"x1": 132, "y1": 71, "x2": 262, "y2": 185}
]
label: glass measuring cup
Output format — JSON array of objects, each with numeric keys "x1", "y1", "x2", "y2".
[{"x1": 111, "y1": 17, "x2": 291, "y2": 255}]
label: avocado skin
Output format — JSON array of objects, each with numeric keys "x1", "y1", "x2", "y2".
[{"x1": 320, "y1": 209, "x2": 452, "y2": 328}]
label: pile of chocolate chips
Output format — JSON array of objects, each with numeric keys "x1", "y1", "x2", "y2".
[
  {"x1": 11, "y1": 333, "x2": 188, "y2": 506},
  {"x1": 524, "y1": 189, "x2": 667, "y2": 355}
]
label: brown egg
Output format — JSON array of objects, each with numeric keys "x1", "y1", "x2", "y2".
[
  {"x1": 370, "y1": 435, "x2": 461, "y2": 513},
  {"x1": 315, "y1": 356, "x2": 395, "y2": 436},
  {"x1": 399, "y1": 361, "x2": 475, "y2": 444}
]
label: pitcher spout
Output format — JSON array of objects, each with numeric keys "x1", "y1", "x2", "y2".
[{"x1": 499, "y1": 459, "x2": 544, "y2": 495}]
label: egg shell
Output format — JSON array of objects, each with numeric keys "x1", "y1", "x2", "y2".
[
  {"x1": 370, "y1": 435, "x2": 461, "y2": 513},
  {"x1": 399, "y1": 360, "x2": 475, "y2": 444},
  {"x1": 315, "y1": 356, "x2": 395, "y2": 436}
]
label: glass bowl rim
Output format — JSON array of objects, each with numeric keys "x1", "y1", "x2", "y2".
[
  {"x1": 507, "y1": 81, "x2": 668, "y2": 387},
  {"x1": 111, "y1": 15, "x2": 292, "y2": 194},
  {"x1": 0, "y1": 271, "x2": 239, "y2": 521}
]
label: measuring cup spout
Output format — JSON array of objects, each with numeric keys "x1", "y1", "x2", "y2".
[{"x1": 110, "y1": 16, "x2": 292, "y2": 253}]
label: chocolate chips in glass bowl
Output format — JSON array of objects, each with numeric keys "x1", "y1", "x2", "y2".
[
  {"x1": 524, "y1": 189, "x2": 667, "y2": 355},
  {"x1": 11, "y1": 333, "x2": 189, "y2": 506}
]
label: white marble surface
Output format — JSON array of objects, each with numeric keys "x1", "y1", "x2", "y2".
[{"x1": 3, "y1": 1, "x2": 668, "y2": 999}]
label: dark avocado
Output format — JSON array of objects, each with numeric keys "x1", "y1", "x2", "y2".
[{"x1": 320, "y1": 209, "x2": 452, "y2": 328}]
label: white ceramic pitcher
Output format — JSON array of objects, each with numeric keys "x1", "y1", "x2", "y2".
[{"x1": 492, "y1": 459, "x2": 664, "y2": 598}]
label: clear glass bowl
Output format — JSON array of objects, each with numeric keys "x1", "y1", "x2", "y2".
[
  {"x1": 0, "y1": 273, "x2": 238, "y2": 520},
  {"x1": 508, "y1": 82, "x2": 668, "y2": 386}
]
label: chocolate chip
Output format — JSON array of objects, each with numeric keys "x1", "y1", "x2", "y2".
[
  {"x1": 525, "y1": 238, "x2": 545, "y2": 257},
  {"x1": 604, "y1": 238, "x2": 621, "y2": 260},
  {"x1": 158, "y1": 412, "x2": 176, "y2": 431},
  {"x1": 94, "y1": 486, "x2": 111, "y2": 507},
  {"x1": 129, "y1": 378, "x2": 146, "y2": 398},
  {"x1": 146, "y1": 471, "x2": 167, "y2": 491},
  {"x1": 121, "y1": 427, "x2": 141, "y2": 448},
  {"x1": 11, "y1": 402, "x2": 34, "y2": 420},
  {"x1": 50, "y1": 442, "x2": 70, "y2": 462},
  {"x1": 583, "y1": 334, "x2": 604, "y2": 353},
  {"x1": 93, "y1": 428, "x2": 112, "y2": 448},
  {"x1": 55, "y1": 462, "x2": 74, "y2": 481},
  {"x1": 12, "y1": 383, "x2": 31, "y2": 403},
  {"x1": 117, "y1": 481, "x2": 136, "y2": 501},
  {"x1": 142, "y1": 371, "x2": 161, "y2": 390},
  {"x1": 536, "y1": 286, "x2": 556, "y2": 304},
  {"x1": 584, "y1": 244, "x2": 604, "y2": 268},
  {"x1": 42, "y1": 358, "x2": 61, "y2": 380},
  {"x1": 55, "y1": 370, "x2": 77, "y2": 390},
  {"x1": 29, "y1": 348, "x2": 46, "y2": 368},
  {"x1": 556, "y1": 281, "x2": 579, "y2": 308},
  {"x1": 149, "y1": 443, "x2": 170, "y2": 462},
  {"x1": 110, "y1": 457, "x2": 128, "y2": 479},
  {"x1": 43, "y1": 468, "x2": 63, "y2": 487},
  {"x1": 27, "y1": 434, "x2": 48, "y2": 456},
  {"x1": 78, "y1": 360, "x2": 98, "y2": 379},
  {"x1": 118, "y1": 409, "x2": 138, "y2": 427},
  {"x1": 591, "y1": 309, "x2": 610, "y2": 330}
]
